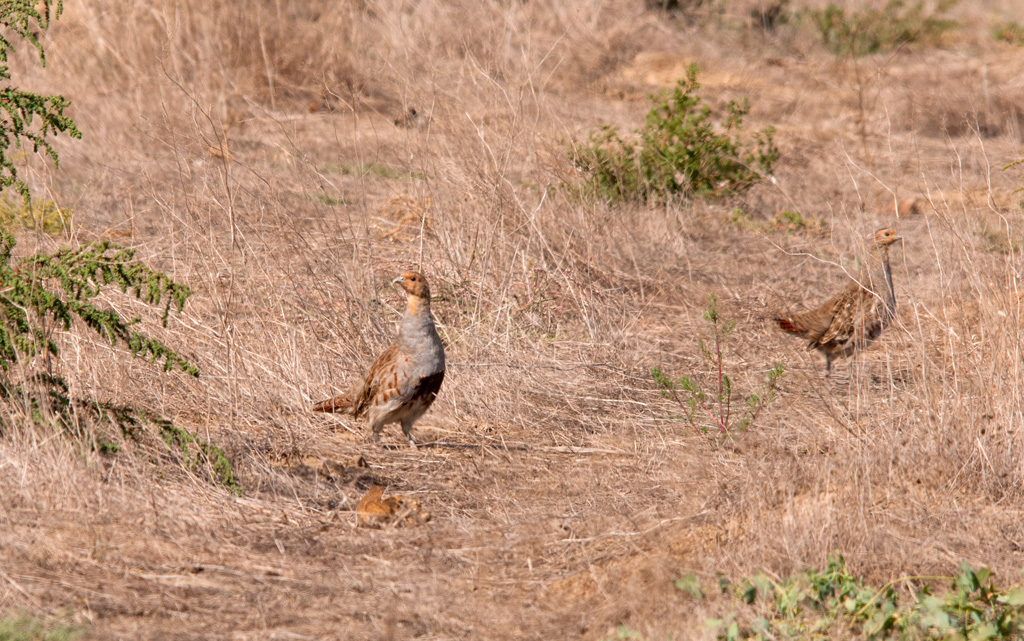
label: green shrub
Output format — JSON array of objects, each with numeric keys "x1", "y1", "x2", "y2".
[
  {"x1": 570, "y1": 65, "x2": 778, "y2": 203},
  {"x1": 729, "y1": 208, "x2": 828, "y2": 234},
  {"x1": 1006, "y1": 153, "x2": 1024, "y2": 211},
  {"x1": 0, "y1": 1, "x2": 81, "y2": 203},
  {"x1": 652, "y1": 293, "x2": 783, "y2": 437},
  {"x1": 809, "y1": 1, "x2": 959, "y2": 57},
  {"x1": 0, "y1": 232, "x2": 238, "y2": 490}
]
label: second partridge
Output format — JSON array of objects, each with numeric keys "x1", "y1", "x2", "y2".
[{"x1": 775, "y1": 228, "x2": 902, "y2": 376}]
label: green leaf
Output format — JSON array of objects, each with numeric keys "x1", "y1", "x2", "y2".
[
  {"x1": 675, "y1": 573, "x2": 704, "y2": 599},
  {"x1": 968, "y1": 621, "x2": 998, "y2": 641},
  {"x1": 919, "y1": 595, "x2": 951, "y2": 629},
  {"x1": 998, "y1": 587, "x2": 1024, "y2": 607}
]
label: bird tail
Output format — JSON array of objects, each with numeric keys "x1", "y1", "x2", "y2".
[
  {"x1": 311, "y1": 394, "x2": 353, "y2": 413},
  {"x1": 774, "y1": 316, "x2": 805, "y2": 334}
]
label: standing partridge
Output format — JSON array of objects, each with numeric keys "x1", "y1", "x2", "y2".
[
  {"x1": 312, "y1": 272, "x2": 445, "y2": 448},
  {"x1": 774, "y1": 228, "x2": 902, "y2": 376}
]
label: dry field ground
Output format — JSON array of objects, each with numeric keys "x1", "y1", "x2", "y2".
[{"x1": 2, "y1": 0, "x2": 1024, "y2": 639}]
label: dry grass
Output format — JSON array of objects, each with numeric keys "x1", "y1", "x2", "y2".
[{"x1": 1, "y1": 0, "x2": 1024, "y2": 638}]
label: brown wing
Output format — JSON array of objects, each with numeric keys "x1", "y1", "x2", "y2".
[
  {"x1": 816, "y1": 285, "x2": 880, "y2": 348},
  {"x1": 775, "y1": 281, "x2": 859, "y2": 344},
  {"x1": 312, "y1": 344, "x2": 400, "y2": 416}
]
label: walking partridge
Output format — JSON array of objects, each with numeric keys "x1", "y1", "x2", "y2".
[
  {"x1": 774, "y1": 228, "x2": 902, "y2": 376},
  {"x1": 312, "y1": 272, "x2": 445, "y2": 448}
]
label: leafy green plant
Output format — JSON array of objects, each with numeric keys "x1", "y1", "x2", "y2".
[
  {"x1": 702, "y1": 555, "x2": 1024, "y2": 640},
  {"x1": 652, "y1": 293, "x2": 783, "y2": 437},
  {"x1": 1005, "y1": 153, "x2": 1024, "y2": 211},
  {"x1": 0, "y1": 3, "x2": 236, "y2": 491},
  {"x1": 809, "y1": 1, "x2": 959, "y2": 58},
  {"x1": 768, "y1": 210, "x2": 828, "y2": 233},
  {"x1": 570, "y1": 65, "x2": 778, "y2": 203},
  {"x1": 1007, "y1": 155, "x2": 1024, "y2": 193},
  {"x1": 0, "y1": 233, "x2": 197, "y2": 374},
  {"x1": 0, "y1": 1, "x2": 82, "y2": 202}
]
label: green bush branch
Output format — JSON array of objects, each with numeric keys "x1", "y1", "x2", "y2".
[
  {"x1": 0, "y1": 231, "x2": 198, "y2": 375},
  {"x1": 809, "y1": 1, "x2": 959, "y2": 58},
  {"x1": 0, "y1": 2, "x2": 234, "y2": 492},
  {"x1": 0, "y1": 375, "x2": 238, "y2": 492},
  {"x1": 0, "y1": 0, "x2": 82, "y2": 202}
]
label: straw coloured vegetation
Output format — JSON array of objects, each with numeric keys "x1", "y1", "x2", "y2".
[{"x1": 0, "y1": 0, "x2": 1023, "y2": 638}]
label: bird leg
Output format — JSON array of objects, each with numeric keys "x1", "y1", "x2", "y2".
[
  {"x1": 371, "y1": 419, "x2": 386, "y2": 446},
  {"x1": 401, "y1": 419, "x2": 417, "y2": 450}
]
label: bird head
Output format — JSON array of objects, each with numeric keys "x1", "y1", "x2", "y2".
[
  {"x1": 393, "y1": 271, "x2": 431, "y2": 300},
  {"x1": 873, "y1": 228, "x2": 902, "y2": 247}
]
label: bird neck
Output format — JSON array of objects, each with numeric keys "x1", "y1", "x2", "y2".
[
  {"x1": 398, "y1": 294, "x2": 439, "y2": 352},
  {"x1": 878, "y1": 248, "x2": 896, "y2": 319},
  {"x1": 405, "y1": 294, "x2": 431, "y2": 319}
]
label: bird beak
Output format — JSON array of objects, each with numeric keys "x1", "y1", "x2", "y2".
[{"x1": 392, "y1": 276, "x2": 404, "y2": 286}]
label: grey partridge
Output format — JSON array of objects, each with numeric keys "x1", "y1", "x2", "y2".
[
  {"x1": 775, "y1": 228, "x2": 902, "y2": 376},
  {"x1": 313, "y1": 272, "x2": 445, "y2": 448}
]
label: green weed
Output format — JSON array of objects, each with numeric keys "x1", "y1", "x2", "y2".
[
  {"x1": 993, "y1": 21, "x2": 1024, "y2": 45},
  {"x1": 0, "y1": 615, "x2": 83, "y2": 641},
  {"x1": 703, "y1": 555, "x2": 1024, "y2": 640},
  {"x1": 308, "y1": 192, "x2": 346, "y2": 206},
  {"x1": 729, "y1": 208, "x2": 828, "y2": 234},
  {"x1": 768, "y1": 210, "x2": 828, "y2": 233},
  {"x1": 322, "y1": 161, "x2": 422, "y2": 180},
  {"x1": 652, "y1": 293, "x2": 783, "y2": 437},
  {"x1": 809, "y1": 1, "x2": 959, "y2": 57}
]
